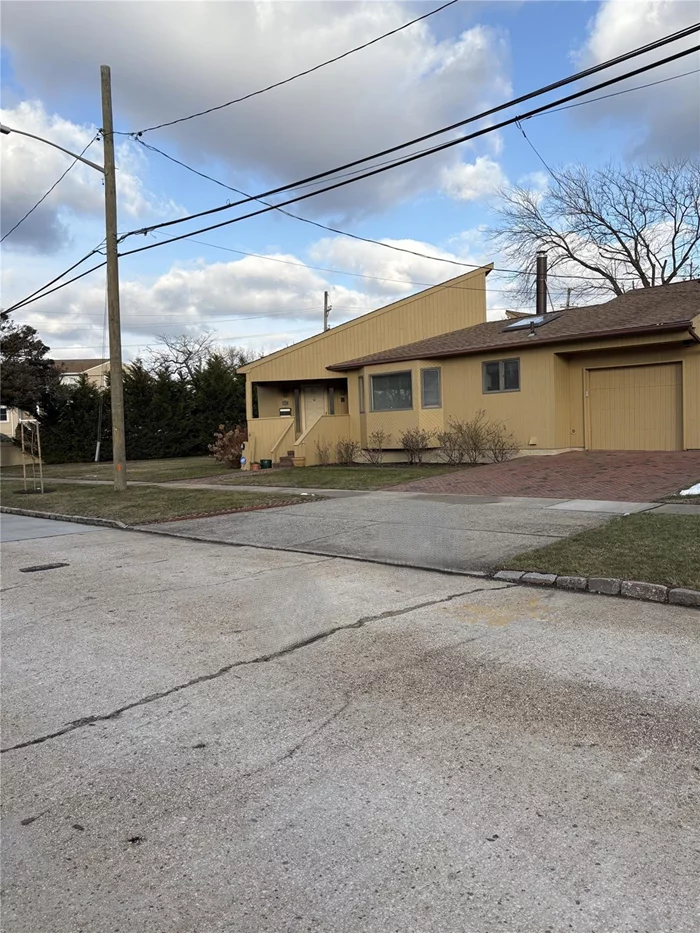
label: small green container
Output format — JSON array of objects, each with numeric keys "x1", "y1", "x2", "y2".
[{"x1": 260, "y1": 459, "x2": 272, "y2": 470}]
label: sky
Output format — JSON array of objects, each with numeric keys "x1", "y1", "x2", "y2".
[{"x1": 1, "y1": 0, "x2": 698, "y2": 362}]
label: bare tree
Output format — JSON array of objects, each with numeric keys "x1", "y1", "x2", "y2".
[
  {"x1": 490, "y1": 160, "x2": 700, "y2": 305},
  {"x1": 147, "y1": 331, "x2": 216, "y2": 379},
  {"x1": 218, "y1": 344, "x2": 266, "y2": 371}
]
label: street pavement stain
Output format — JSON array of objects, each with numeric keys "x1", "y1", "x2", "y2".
[
  {"x1": 0, "y1": 584, "x2": 505, "y2": 754},
  {"x1": 19, "y1": 562, "x2": 69, "y2": 573}
]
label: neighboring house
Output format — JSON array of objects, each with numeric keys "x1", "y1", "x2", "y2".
[
  {"x1": 0, "y1": 359, "x2": 109, "y2": 467},
  {"x1": 55, "y1": 358, "x2": 109, "y2": 388},
  {"x1": 0, "y1": 406, "x2": 34, "y2": 467},
  {"x1": 239, "y1": 275, "x2": 700, "y2": 467}
]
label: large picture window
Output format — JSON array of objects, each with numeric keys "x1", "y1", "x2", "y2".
[
  {"x1": 371, "y1": 371, "x2": 413, "y2": 411},
  {"x1": 421, "y1": 368, "x2": 441, "y2": 408},
  {"x1": 483, "y1": 359, "x2": 520, "y2": 393}
]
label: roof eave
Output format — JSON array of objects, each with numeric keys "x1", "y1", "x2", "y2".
[{"x1": 327, "y1": 320, "x2": 693, "y2": 371}]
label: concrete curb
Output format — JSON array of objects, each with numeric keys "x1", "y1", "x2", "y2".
[
  {"x1": 492, "y1": 568, "x2": 700, "y2": 609},
  {"x1": 1, "y1": 506, "x2": 127, "y2": 530},
  {"x1": 0, "y1": 505, "x2": 495, "y2": 580}
]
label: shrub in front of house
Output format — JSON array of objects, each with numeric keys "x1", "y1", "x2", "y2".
[
  {"x1": 400, "y1": 427, "x2": 434, "y2": 464},
  {"x1": 436, "y1": 411, "x2": 519, "y2": 465},
  {"x1": 335, "y1": 437, "x2": 361, "y2": 465},
  {"x1": 363, "y1": 429, "x2": 391, "y2": 466},
  {"x1": 314, "y1": 438, "x2": 332, "y2": 465},
  {"x1": 209, "y1": 424, "x2": 247, "y2": 468}
]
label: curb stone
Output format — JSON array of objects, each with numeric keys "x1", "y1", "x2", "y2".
[
  {"x1": 492, "y1": 566, "x2": 700, "y2": 609},
  {"x1": 1, "y1": 506, "x2": 127, "y2": 530}
]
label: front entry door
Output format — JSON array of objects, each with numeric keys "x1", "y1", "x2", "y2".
[{"x1": 303, "y1": 385, "x2": 326, "y2": 431}]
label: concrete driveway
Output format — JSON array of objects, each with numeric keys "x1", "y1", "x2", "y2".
[
  {"x1": 143, "y1": 491, "x2": 651, "y2": 573},
  {"x1": 2, "y1": 521, "x2": 699, "y2": 933}
]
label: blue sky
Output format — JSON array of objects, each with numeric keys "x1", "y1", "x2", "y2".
[{"x1": 1, "y1": 1, "x2": 698, "y2": 358}]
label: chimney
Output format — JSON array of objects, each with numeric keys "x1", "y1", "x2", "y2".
[{"x1": 536, "y1": 250, "x2": 547, "y2": 316}]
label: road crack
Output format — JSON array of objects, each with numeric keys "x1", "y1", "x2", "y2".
[{"x1": 1, "y1": 583, "x2": 508, "y2": 754}]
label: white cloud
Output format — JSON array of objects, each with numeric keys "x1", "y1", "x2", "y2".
[
  {"x1": 0, "y1": 100, "x2": 183, "y2": 252},
  {"x1": 575, "y1": 0, "x2": 700, "y2": 157},
  {"x1": 2, "y1": 1, "x2": 512, "y2": 217},
  {"x1": 4, "y1": 228, "x2": 512, "y2": 358},
  {"x1": 441, "y1": 156, "x2": 507, "y2": 201}
]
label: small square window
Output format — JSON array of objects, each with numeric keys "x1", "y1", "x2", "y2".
[
  {"x1": 421, "y1": 368, "x2": 441, "y2": 408},
  {"x1": 483, "y1": 359, "x2": 520, "y2": 393},
  {"x1": 0, "y1": 406, "x2": 8, "y2": 423}
]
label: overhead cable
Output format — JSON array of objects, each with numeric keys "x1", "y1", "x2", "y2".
[
  {"x1": 123, "y1": 0, "x2": 458, "y2": 135},
  {"x1": 119, "y1": 22, "x2": 700, "y2": 239},
  {"x1": 1, "y1": 136, "x2": 99, "y2": 243},
  {"x1": 116, "y1": 44, "x2": 700, "y2": 259}
]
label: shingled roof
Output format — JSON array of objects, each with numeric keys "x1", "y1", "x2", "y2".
[
  {"x1": 328, "y1": 280, "x2": 700, "y2": 372},
  {"x1": 54, "y1": 359, "x2": 108, "y2": 373}
]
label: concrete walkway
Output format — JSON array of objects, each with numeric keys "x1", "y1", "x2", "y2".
[{"x1": 141, "y1": 492, "x2": 654, "y2": 574}]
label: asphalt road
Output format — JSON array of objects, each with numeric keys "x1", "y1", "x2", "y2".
[{"x1": 2, "y1": 519, "x2": 699, "y2": 933}]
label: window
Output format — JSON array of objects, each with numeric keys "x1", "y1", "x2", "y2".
[
  {"x1": 358, "y1": 376, "x2": 365, "y2": 414},
  {"x1": 328, "y1": 386, "x2": 335, "y2": 415},
  {"x1": 421, "y1": 368, "x2": 441, "y2": 408},
  {"x1": 371, "y1": 371, "x2": 412, "y2": 411},
  {"x1": 0, "y1": 406, "x2": 8, "y2": 422},
  {"x1": 483, "y1": 359, "x2": 520, "y2": 393},
  {"x1": 503, "y1": 312, "x2": 561, "y2": 332}
]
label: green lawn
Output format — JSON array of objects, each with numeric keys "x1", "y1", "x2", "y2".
[
  {"x1": 0, "y1": 456, "x2": 231, "y2": 484},
  {"x1": 505, "y1": 513, "x2": 700, "y2": 589},
  {"x1": 0, "y1": 482, "x2": 305, "y2": 525},
  {"x1": 215, "y1": 464, "x2": 464, "y2": 490}
]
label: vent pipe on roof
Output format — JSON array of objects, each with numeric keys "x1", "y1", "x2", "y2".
[{"x1": 536, "y1": 250, "x2": 548, "y2": 316}]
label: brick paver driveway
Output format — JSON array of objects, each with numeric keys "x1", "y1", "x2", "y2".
[{"x1": 391, "y1": 450, "x2": 700, "y2": 501}]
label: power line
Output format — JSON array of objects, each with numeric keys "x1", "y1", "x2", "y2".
[
  {"x1": 122, "y1": 0, "x2": 458, "y2": 136},
  {"x1": 516, "y1": 120, "x2": 558, "y2": 180},
  {"x1": 7, "y1": 37, "x2": 698, "y2": 315},
  {"x1": 135, "y1": 58, "x2": 699, "y2": 279},
  {"x1": 116, "y1": 44, "x2": 700, "y2": 260},
  {"x1": 43, "y1": 326, "x2": 318, "y2": 352},
  {"x1": 544, "y1": 66, "x2": 700, "y2": 115},
  {"x1": 146, "y1": 230, "x2": 520, "y2": 293},
  {"x1": 1, "y1": 135, "x2": 99, "y2": 243},
  {"x1": 119, "y1": 23, "x2": 700, "y2": 240}
]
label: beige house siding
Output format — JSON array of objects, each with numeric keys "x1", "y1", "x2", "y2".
[
  {"x1": 240, "y1": 279, "x2": 699, "y2": 464},
  {"x1": 240, "y1": 267, "x2": 490, "y2": 385}
]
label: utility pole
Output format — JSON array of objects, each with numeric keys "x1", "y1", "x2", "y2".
[
  {"x1": 100, "y1": 65, "x2": 127, "y2": 491},
  {"x1": 323, "y1": 290, "x2": 331, "y2": 332}
]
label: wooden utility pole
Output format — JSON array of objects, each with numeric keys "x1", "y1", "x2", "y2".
[
  {"x1": 323, "y1": 290, "x2": 331, "y2": 331},
  {"x1": 100, "y1": 65, "x2": 127, "y2": 491}
]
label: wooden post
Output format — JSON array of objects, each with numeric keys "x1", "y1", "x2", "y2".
[{"x1": 100, "y1": 65, "x2": 128, "y2": 491}]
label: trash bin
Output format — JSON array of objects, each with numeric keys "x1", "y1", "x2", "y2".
[{"x1": 260, "y1": 459, "x2": 272, "y2": 470}]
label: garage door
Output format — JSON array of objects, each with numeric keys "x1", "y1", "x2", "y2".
[{"x1": 587, "y1": 363, "x2": 682, "y2": 450}]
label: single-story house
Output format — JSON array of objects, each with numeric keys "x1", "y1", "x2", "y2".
[
  {"x1": 55, "y1": 358, "x2": 109, "y2": 388},
  {"x1": 0, "y1": 359, "x2": 110, "y2": 467},
  {"x1": 238, "y1": 271, "x2": 700, "y2": 468}
]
